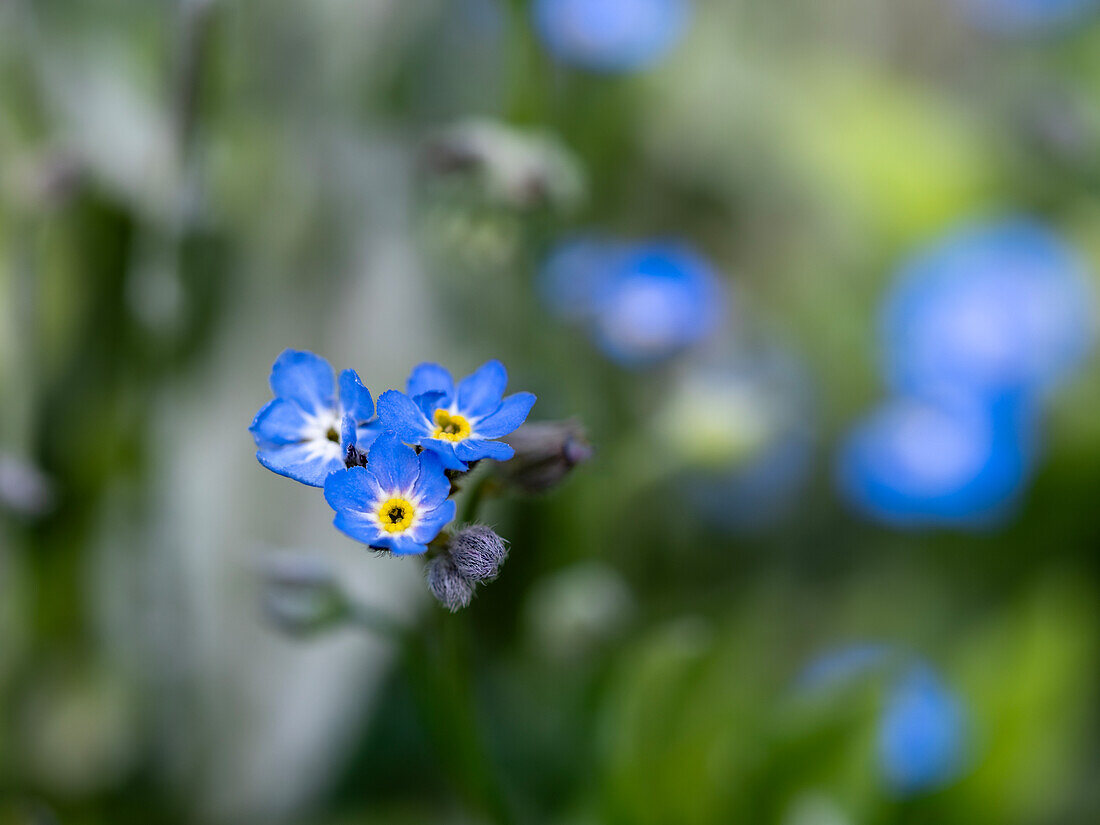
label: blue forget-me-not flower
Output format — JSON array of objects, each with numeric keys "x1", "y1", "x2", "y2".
[
  {"x1": 799, "y1": 644, "x2": 970, "y2": 796},
  {"x1": 377, "y1": 360, "x2": 536, "y2": 471},
  {"x1": 878, "y1": 664, "x2": 969, "y2": 795},
  {"x1": 882, "y1": 218, "x2": 1094, "y2": 403},
  {"x1": 541, "y1": 236, "x2": 727, "y2": 367},
  {"x1": 323, "y1": 434, "x2": 457, "y2": 555},
  {"x1": 837, "y1": 392, "x2": 1035, "y2": 528},
  {"x1": 532, "y1": 0, "x2": 691, "y2": 73},
  {"x1": 250, "y1": 350, "x2": 381, "y2": 487}
]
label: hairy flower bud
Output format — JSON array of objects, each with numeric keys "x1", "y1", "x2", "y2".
[
  {"x1": 426, "y1": 554, "x2": 476, "y2": 612},
  {"x1": 500, "y1": 419, "x2": 592, "y2": 494},
  {"x1": 448, "y1": 524, "x2": 509, "y2": 582}
]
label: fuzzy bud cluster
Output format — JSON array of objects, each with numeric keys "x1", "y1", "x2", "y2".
[{"x1": 426, "y1": 525, "x2": 509, "y2": 612}]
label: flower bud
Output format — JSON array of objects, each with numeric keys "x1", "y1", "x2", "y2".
[
  {"x1": 258, "y1": 553, "x2": 350, "y2": 636},
  {"x1": 500, "y1": 419, "x2": 592, "y2": 494},
  {"x1": 448, "y1": 524, "x2": 509, "y2": 583},
  {"x1": 426, "y1": 554, "x2": 475, "y2": 612}
]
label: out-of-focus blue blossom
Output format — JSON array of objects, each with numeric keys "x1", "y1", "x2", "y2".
[
  {"x1": 323, "y1": 434, "x2": 456, "y2": 555},
  {"x1": 250, "y1": 350, "x2": 381, "y2": 487},
  {"x1": 541, "y1": 236, "x2": 726, "y2": 366},
  {"x1": 883, "y1": 219, "x2": 1094, "y2": 403},
  {"x1": 538, "y1": 235, "x2": 617, "y2": 321},
  {"x1": 532, "y1": 0, "x2": 690, "y2": 73},
  {"x1": 878, "y1": 665, "x2": 969, "y2": 795},
  {"x1": 797, "y1": 643, "x2": 896, "y2": 692},
  {"x1": 377, "y1": 360, "x2": 536, "y2": 471},
  {"x1": 838, "y1": 392, "x2": 1037, "y2": 528},
  {"x1": 838, "y1": 392, "x2": 1036, "y2": 528},
  {"x1": 955, "y1": 0, "x2": 1100, "y2": 34}
]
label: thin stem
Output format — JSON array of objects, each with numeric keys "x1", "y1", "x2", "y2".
[{"x1": 458, "y1": 472, "x2": 496, "y2": 524}]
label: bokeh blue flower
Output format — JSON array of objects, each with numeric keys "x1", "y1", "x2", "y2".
[
  {"x1": 837, "y1": 392, "x2": 1036, "y2": 528},
  {"x1": 954, "y1": 0, "x2": 1100, "y2": 34},
  {"x1": 532, "y1": 0, "x2": 690, "y2": 73},
  {"x1": 377, "y1": 360, "x2": 536, "y2": 471},
  {"x1": 541, "y1": 236, "x2": 726, "y2": 366},
  {"x1": 323, "y1": 434, "x2": 457, "y2": 555},
  {"x1": 878, "y1": 665, "x2": 969, "y2": 795},
  {"x1": 799, "y1": 646, "x2": 970, "y2": 796},
  {"x1": 249, "y1": 349, "x2": 381, "y2": 487},
  {"x1": 883, "y1": 218, "x2": 1094, "y2": 403}
]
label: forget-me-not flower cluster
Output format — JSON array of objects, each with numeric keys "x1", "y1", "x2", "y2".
[
  {"x1": 838, "y1": 217, "x2": 1094, "y2": 528},
  {"x1": 251, "y1": 351, "x2": 537, "y2": 559}
]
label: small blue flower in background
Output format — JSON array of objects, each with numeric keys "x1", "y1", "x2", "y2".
[
  {"x1": 883, "y1": 218, "x2": 1094, "y2": 403},
  {"x1": 797, "y1": 643, "x2": 896, "y2": 692},
  {"x1": 538, "y1": 235, "x2": 616, "y2": 321},
  {"x1": 837, "y1": 392, "x2": 1036, "y2": 528},
  {"x1": 377, "y1": 360, "x2": 537, "y2": 471},
  {"x1": 541, "y1": 236, "x2": 727, "y2": 366},
  {"x1": 798, "y1": 646, "x2": 970, "y2": 796},
  {"x1": 323, "y1": 434, "x2": 457, "y2": 555},
  {"x1": 954, "y1": 0, "x2": 1100, "y2": 34},
  {"x1": 879, "y1": 665, "x2": 969, "y2": 796},
  {"x1": 532, "y1": 0, "x2": 690, "y2": 73},
  {"x1": 250, "y1": 350, "x2": 381, "y2": 487}
]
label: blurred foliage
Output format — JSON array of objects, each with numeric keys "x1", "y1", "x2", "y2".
[{"x1": 3, "y1": 1, "x2": 1100, "y2": 824}]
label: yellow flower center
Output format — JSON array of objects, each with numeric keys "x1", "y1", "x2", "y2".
[
  {"x1": 432, "y1": 409, "x2": 471, "y2": 442},
  {"x1": 377, "y1": 497, "x2": 415, "y2": 533}
]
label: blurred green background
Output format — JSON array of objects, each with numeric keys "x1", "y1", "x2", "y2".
[{"x1": 2, "y1": 1, "x2": 1100, "y2": 823}]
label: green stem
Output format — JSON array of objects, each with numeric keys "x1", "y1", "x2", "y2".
[{"x1": 458, "y1": 472, "x2": 496, "y2": 524}]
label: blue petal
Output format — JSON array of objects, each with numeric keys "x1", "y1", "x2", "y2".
[
  {"x1": 377, "y1": 390, "x2": 432, "y2": 442},
  {"x1": 454, "y1": 438, "x2": 515, "y2": 462},
  {"x1": 324, "y1": 466, "x2": 382, "y2": 513},
  {"x1": 366, "y1": 433, "x2": 421, "y2": 494},
  {"x1": 421, "y1": 440, "x2": 470, "y2": 471},
  {"x1": 414, "y1": 390, "x2": 449, "y2": 420},
  {"x1": 355, "y1": 421, "x2": 383, "y2": 452},
  {"x1": 338, "y1": 369, "x2": 375, "y2": 422},
  {"x1": 269, "y1": 349, "x2": 335, "y2": 415},
  {"x1": 250, "y1": 398, "x2": 312, "y2": 446},
  {"x1": 378, "y1": 533, "x2": 430, "y2": 556},
  {"x1": 409, "y1": 499, "x2": 456, "y2": 544},
  {"x1": 474, "y1": 392, "x2": 536, "y2": 437},
  {"x1": 257, "y1": 442, "x2": 344, "y2": 487},
  {"x1": 340, "y1": 414, "x2": 358, "y2": 451},
  {"x1": 457, "y1": 360, "x2": 508, "y2": 419},
  {"x1": 332, "y1": 510, "x2": 386, "y2": 546},
  {"x1": 413, "y1": 450, "x2": 452, "y2": 508},
  {"x1": 407, "y1": 362, "x2": 455, "y2": 403}
]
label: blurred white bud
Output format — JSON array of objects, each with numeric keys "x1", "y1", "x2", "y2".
[
  {"x1": 524, "y1": 562, "x2": 634, "y2": 661},
  {"x1": 0, "y1": 454, "x2": 56, "y2": 518},
  {"x1": 422, "y1": 118, "x2": 585, "y2": 211}
]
